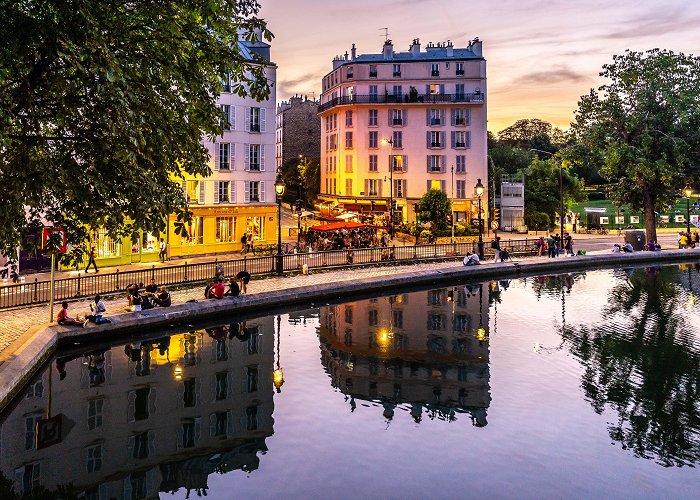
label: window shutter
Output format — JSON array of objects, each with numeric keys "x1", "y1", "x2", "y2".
[
  {"x1": 227, "y1": 409, "x2": 234, "y2": 435},
  {"x1": 388, "y1": 109, "x2": 392, "y2": 126},
  {"x1": 182, "y1": 180, "x2": 187, "y2": 198},
  {"x1": 426, "y1": 109, "x2": 430, "y2": 126},
  {"x1": 244, "y1": 144, "x2": 250, "y2": 171},
  {"x1": 451, "y1": 131, "x2": 456, "y2": 148},
  {"x1": 427, "y1": 180, "x2": 432, "y2": 192},
  {"x1": 440, "y1": 132, "x2": 446, "y2": 149},
  {"x1": 441, "y1": 156, "x2": 447, "y2": 173},
  {"x1": 244, "y1": 107, "x2": 250, "y2": 131},
  {"x1": 365, "y1": 179, "x2": 369, "y2": 195},
  {"x1": 230, "y1": 182, "x2": 236, "y2": 203},
  {"x1": 231, "y1": 106, "x2": 236, "y2": 130},
  {"x1": 244, "y1": 182, "x2": 250, "y2": 202},
  {"x1": 148, "y1": 387, "x2": 157, "y2": 416},
  {"x1": 451, "y1": 109, "x2": 455, "y2": 126},
  {"x1": 260, "y1": 108, "x2": 266, "y2": 132},
  {"x1": 426, "y1": 155, "x2": 431, "y2": 173},
  {"x1": 466, "y1": 108, "x2": 471, "y2": 126},
  {"x1": 378, "y1": 179, "x2": 382, "y2": 197},
  {"x1": 260, "y1": 145, "x2": 265, "y2": 171},
  {"x1": 127, "y1": 391, "x2": 136, "y2": 423},
  {"x1": 403, "y1": 155, "x2": 408, "y2": 172},
  {"x1": 214, "y1": 182, "x2": 220, "y2": 204},
  {"x1": 209, "y1": 413, "x2": 217, "y2": 437},
  {"x1": 467, "y1": 131, "x2": 471, "y2": 148},
  {"x1": 426, "y1": 131, "x2": 430, "y2": 148},
  {"x1": 425, "y1": 84, "x2": 430, "y2": 94},
  {"x1": 440, "y1": 84, "x2": 445, "y2": 94},
  {"x1": 441, "y1": 180, "x2": 446, "y2": 192},
  {"x1": 402, "y1": 179, "x2": 407, "y2": 195},
  {"x1": 403, "y1": 109, "x2": 407, "y2": 126},
  {"x1": 441, "y1": 109, "x2": 446, "y2": 124},
  {"x1": 260, "y1": 181, "x2": 265, "y2": 203},
  {"x1": 199, "y1": 181, "x2": 205, "y2": 204},
  {"x1": 214, "y1": 144, "x2": 220, "y2": 171},
  {"x1": 231, "y1": 144, "x2": 235, "y2": 170}
]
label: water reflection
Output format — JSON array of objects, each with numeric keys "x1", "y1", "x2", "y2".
[
  {"x1": 0, "y1": 318, "x2": 275, "y2": 498},
  {"x1": 318, "y1": 287, "x2": 491, "y2": 426},
  {"x1": 562, "y1": 265, "x2": 700, "y2": 467}
]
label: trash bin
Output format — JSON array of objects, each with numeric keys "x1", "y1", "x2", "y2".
[{"x1": 624, "y1": 230, "x2": 646, "y2": 251}]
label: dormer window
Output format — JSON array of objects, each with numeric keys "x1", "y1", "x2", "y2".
[
  {"x1": 431, "y1": 63, "x2": 440, "y2": 77},
  {"x1": 346, "y1": 66, "x2": 354, "y2": 79},
  {"x1": 393, "y1": 64, "x2": 401, "y2": 77},
  {"x1": 369, "y1": 65, "x2": 377, "y2": 78},
  {"x1": 456, "y1": 62, "x2": 464, "y2": 76}
]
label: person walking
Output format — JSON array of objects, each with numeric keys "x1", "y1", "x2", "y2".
[
  {"x1": 564, "y1": 232, "x2": 573, "y2": 256},
  {"x1": 547, "y1": 234, "x2": 556, "y2": 258},
  {"x1": 240, "y1": 233, "x2": 248, "y2": 254},
  {"x1": 491, "y1": 236, "x2": 501, "y2": 262},
  {"x1": 85, "y1": 247, "x2": 98, "y2": 273},
  {"x1": 158, "y1": 238, "x2": 167, "y2": 263}
]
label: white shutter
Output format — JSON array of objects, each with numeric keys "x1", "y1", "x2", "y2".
[
  {"x1": 214, "y1": 182, "x2": 220, "y2": 204},
  {"x1": 230, "y1": 181, "x2": 236, "y2": 203},
  {"x1": 260, "y1": 181, "x2": 265, "y2": 203},
  {"x1": 244, "y1": 144, "x2": 250, "y2": 171},
  {"x1": 260, "y1": 108, "x2": 266, "y2": 132},
  {"x1": 198, "y1": 181, "x2": 205, "y2": 204},
  {"x1": 231, "y1": 106, "x2": 236, "y2": 130},
  {"x1": 244, "y1": 182, "x2": 250, "y2": 202},
  {"x1": 244, "y1": 107, "x2": 250, "y2": 131},
  {"x1": 260, "y1": 145, "x2": 265, "y2": 171},
  {"x1": 214, "y1": 144, "x2": 220, "y2": 171},
  {"x1": 231, "y1": 144, "x2": 236, "y2": 170}
]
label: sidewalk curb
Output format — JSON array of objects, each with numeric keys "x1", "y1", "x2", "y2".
[{"x1": 0, "y1": 249, "x2": 697, "y2": 411}]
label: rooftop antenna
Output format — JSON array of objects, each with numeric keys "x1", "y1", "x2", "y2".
[{"x1": 379, "y1": 27, "x2": 389, "y2": 42}]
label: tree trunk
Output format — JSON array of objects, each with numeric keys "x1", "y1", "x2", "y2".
[{"x1": 643, "y1": 187, "x2": 657, "y2": 244}]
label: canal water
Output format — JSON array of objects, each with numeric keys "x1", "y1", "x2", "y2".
[{"x1": 1, "y1": 264, "x2": 699, "y2": 499}]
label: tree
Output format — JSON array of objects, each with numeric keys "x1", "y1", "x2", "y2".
[
  {"x1": 571, "y1": 49, "x2": 700, "y2": 242},
  {"x1": 298, "y1": 157, "x2": 320, "y2": 206},
  {"x1": 417, "y1": 190, "x2": 451, "y2": 231},
  {"x1": 0, "y1": 0, "x2": 273, "y2": 267},
  {"x1": 497, "y1": 118, "x2": 566, "y2": 152},
  {"x1": 519, "y1": 157, "x2": 586, "y2": 222},
  {"x1": 280, "y1": 157, "x2": 303, "y2": 202}
]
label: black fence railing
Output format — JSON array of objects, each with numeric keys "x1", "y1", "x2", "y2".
[
  {"x1": 0, "y1": 239, "x2": 536, "y2": 310},
  {"x1": 318, "y1": 92, "x2": 484, "y2": 112}
]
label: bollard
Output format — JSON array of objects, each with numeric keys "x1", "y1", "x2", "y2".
[
  {"x1": 302, "y1": 263, "x2": 308, "y2": 275},
  {"x1": 115, "y1": 269, "x2": 120, "y2": 291},
  {"x1": 76, "y1": 273, "x2": 81, "y2": 297},
  {"x1": 33, "y1": 278, "x2": 38, "y2": 302}
]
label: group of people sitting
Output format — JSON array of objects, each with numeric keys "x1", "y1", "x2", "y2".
[
  {"x1": 124, "y1": 279, "x2": 172, "y2": 312},
  {"x1": 57, "y1": 294, "x2": 113, "y2": 327},
  {"x1": 204, "y1": 270, "x2": 251, "y2": 299}
]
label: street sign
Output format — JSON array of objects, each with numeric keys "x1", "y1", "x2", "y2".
[
  {"x1": 471, "y1": 218, "x2": 484, "y2": 228},
  {"x1": 490, "y1": 220, "x2": 499, "y2": 230},
  {"x1": 42, "y1": 227, "x2": 67, "y2": 254}
]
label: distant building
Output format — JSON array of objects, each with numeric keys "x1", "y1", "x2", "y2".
[
  {"x1": 318, "y1": 38, "x2": 488, "y2": 225},
  {"x1": 499, "y1": 174, "x2": 525, "y2": 231},
  {"x1": 275, "y1": 95, "x2": 321, "y2": 170}
]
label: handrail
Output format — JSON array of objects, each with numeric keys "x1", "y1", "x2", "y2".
[{"x1": 318, "y1": 92, "x2": 484, "y2": 112}]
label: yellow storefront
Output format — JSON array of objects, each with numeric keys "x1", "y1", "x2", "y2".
[{"x1": 65, "y1": 228, "x2": 165, "y2": 271}]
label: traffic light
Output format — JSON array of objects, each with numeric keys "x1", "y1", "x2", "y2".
[
  {"x1": 295, "y1": 200, "x2": 303, "y2": 212},
  {"x1": 493, "y1": 208, "x2": 500, "y2": 223}
]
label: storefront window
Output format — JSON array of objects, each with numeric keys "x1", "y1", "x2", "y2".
[
  {"x1": 216, "y1": 217, "x2": 235, "y2": 243},
  {"x1": 130, "y1": 236, "x2": 140, "y2": 254},
  {"x1": 245, "y1": 216, "x2": 264, "y2": 241},
  {"x1": 90, "y1": 229, "x2": 121, "y2": 258},
  {"x1": 181, "y1": 217, "x2": 204, "y2": 245},
  {"x1": 142, "y1": 232, "x2": 158, "y2": 252}
]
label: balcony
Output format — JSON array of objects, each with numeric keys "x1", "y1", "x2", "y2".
[
  {"x1": 430, "y1": 142, "x2": 443, "y2": 148},
  {"x1": 456, "y1": 69, "x2": 464, "y2": 76},
  {"x1": 249, "y1": 124, "x2": 260, "y2": 133},
  {"x1": 455, "y1": 142, "x2": 466, "y2": 148},
  {"x1": 430, "y1": 118, "x2": 441, "y2": 126},
  {"x1": 369, "y1": 71, "x2": 377, "y2": 78},
  {"x1": 431, "y1": 70, "x2": 440, "y2": 77},
  {"x1": 393, "y1": 71, "x2": 401, "y2": 77},
  {"x1": 318, "y1": 92, "x2": 483, "y2": 112},
  {"x1": 392, "y1": 118, "x2": 403, "y2": 126},
  {"x1": 455, "y1": 118, "x2": 466, "y2": 126}
]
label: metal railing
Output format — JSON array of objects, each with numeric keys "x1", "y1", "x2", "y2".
[
  {"x1": 0, "y1": 239, "x2": 536, "y2": 310},
  {"x1": 318, "y1": 92, "x2": 484, "y2": 112}
]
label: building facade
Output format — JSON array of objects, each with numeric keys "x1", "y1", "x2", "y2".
[
  {"x1": 499, "y1": 174, "x2": 525, "y2": 231},
  {"x1": 275, "y1": 95, "x2": 321, "y2": 170},
  {"x1": 318, "y1": 38, "x2": 488, "y2": 225}
]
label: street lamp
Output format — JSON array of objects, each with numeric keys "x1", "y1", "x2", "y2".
[
  {"x1": 530, "y1": 149, "x2": 564, "y2": 249},
  {"x1": 475, "y1": 178, "x2": 484, "y2": 259},
  {"x1": 684, "y1": 185, "x2": 693, "y2": 236},
  {"x1": 382, "y1": 138, "x2": 395, "y2": 238},
  {"x1": 273, "y1": 314, "x2": 284, "y2": 393},
  {"x1": 451, "y1": 165, "x2": 455, "y2": 244},
  {"x1": 297, "y1": 155, "x2": 305, "y2": 246},
  {"x1": 274, "y1": 172, "x2": 286, "y2": 275}
]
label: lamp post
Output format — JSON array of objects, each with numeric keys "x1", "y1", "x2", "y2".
[
  {"x1": 475, "y1": 178, "x2": 484, "y2": 259},
  {"x1": 684, "y1": 185, "x2": 693, "y2": 236},
  {"x1": 530, "y1": 149, "x2": 564, "y2": 249},
  {"x1": 297, "y1": 155, "x2": 305, "y2": 246},
  {"x1": 451, "y1": 165, "x2": 455, "y2": 244},
  {"x1": 274, "y1": 172, "x2": 286, "y2": 275},
  {"x1": 382, "y1": 138, "x2": 395, "y2": 238},
  {"x1": 273, "y1": 314, "x2": 284, "y2": 392}
]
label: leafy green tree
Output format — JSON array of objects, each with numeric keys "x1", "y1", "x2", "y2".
[
  {"x1": 417, "y1": 190, "x2": 451, "y2": 231},
  {"x1": 524, "y1": 210, "x2": 551, "y2": 232},
  {"x1": 571, "y1": 49, "x2": 700, "y2": 242},
  {"x1": 298, "y1": 157, "x2": 320, "y2": 206},
  {"x1": 519, "y1": 157, "x2": 586, "y2": 222},
  {"x1": 0, "y1": 0, "x2": 273, "y2": 266},
  {"x1": 497, "y1": 118, "x2": 566, "y2": 152},
  {"x1": 280, "y1": 157, "x2": 303, "y2": 203}
]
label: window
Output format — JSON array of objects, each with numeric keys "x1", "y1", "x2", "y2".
[
  {"x1": 392, "y1": 154, "x2": 405, "y2": 172},
  {"x1": 393, "y1": 64, "x2": 401, "y2": 77},
  {"x1": 369, "y1": 155, "x2": 378, "y2": 172},
  {"x1": 346, "y1": 66, "x2": 354, "y2": 79},
  {"x1": 345, "y1": 155, "x2": 353, "y2": 173},
  {"x1": 456, "y1": 155, "x2": 466, "y2": 173},
  {"x1": 182, "y1": 216, "x2": 203, "y2": 245},
  {"x1": 344, "y1": 306, "x2": 353, "y2": 324},
  {"x1": 453, "y1": 108, "x2": 468, "y2": 126},
  {"x1": 368, "y1": 109, "x2": 378, "y2": 126},
  {"x1": 215, "y1": 181, "x2": 230, "y2": 203},
  {"x1": 217, "y1": 143, "x2": 231, "y2": 170},
  {"x1": 456, "y1": 62, "x2": 464, "y2": 75},
  {"x1": 24, "y1": 414, "x2": 42, "y2": 450},
  {"x1": 248, "y1": 144, "x2": 262, "y2": 171},
  {"x1": 368, "y1": 131, "x2": 378, "y2": 149},
  {"x1": 455, "y1": 83, "x2": 465, "y2": 100},
  {"x1": 246, "y1": 405, "x2": 259, "y2": 430},
  {"x1": 182, "y1": 421, "x2": 195, "y2": 448},
  {"x1": 391, "y1": 109, "x2": 403, "y2": 126},
  {"x1": 221, "y1": 74, "x2": 231, "y2": 93},
  {"x1": 216, "y1": 217, "x2": 234, "y2": 242},
  {"x1": 431, "y1": 63, "x2": 440, "y2": 76},
  {"x1": 452, "y1": 130, "x2": 469, "y2": 148},
  {"x1": 392, "y1": 131, "x2": 403, "y2": 148},
  {"x1": 369, "y1": 65, "x2": 377, "y2": 78},
  {"x1": 248, "y1": 107, "x2": 261, "y2": 132},
  {"x1": 345, "y1": 131, "x2": 353, "y2": 149},
  {"x1": 429, "y1": 83, "x2": 441, "y2": 94},
  {"x1": 26, "y1": 380, "x2": 43, "y2": 398},
  {"x1": 90, "y1": 228, "x2": 121, "y2": 258},
  {"x1": 369, "y1": 85, "x2": 378, "y2": 102},
  {"x1": 220, "y1": 105, "x2": 231, "y2": 130},
  {"x1": 134, "y1": 387, "x2": 150, "y2": 420},
  {"x1": 427, "y1": 155, "x2": 444, "y2": 173},
  {"x1": 368, "y1": 309, "x2": 378, "y2": 326},
  {"x1": 429, "y1": 131, "x2": 443, "y2": 148},
  {"x1": 329, "y1": 134, "x2": 337, "y2": 150},
  {"x1": 86, "y1": 444, "x2": 102, "y2": 473},
  {"x1": 367, "y1": 179, "x2": 380, "y2": 196},
  {"x1": 456, "y1": 180, "x2": 466, "y2": 199},
  {"x1": 454, "y1": 314, "x2": 469, "y2": 332},
  {"x1": 393, "y1": 309, "x2": 404, "y2": 329},
  {"x1": 214, "y1": 412, "x2": 228, "y2": 436},
  {"x1": 132, "y1": 432, "x2": 149, "y2": 459},
  {"x1": 346, "y1": 178, "x2": 353, "y2": 196},
  {"x1": 345, "y1": 110, "x2": 353, "y2": 127},
  {"x1": 392, "y1": 85, "x2": 402, "y2": 101},
  {"x1": 248, "y1": 181, "x2": 261, "y2": 202},
  {"x1": 87, "y1": 399, "x2": 104, "y2": 430},
  {"x1": 215, "y1": 372, "x2": 227, "y2": 400},
  {"x1": 428, "y1": 314, "x2": 447, "y2": 330},
  {"x1": 394, "y1": 179, "x2": 407, "y2": 197},
  {"x1": 428, "y1": 109, "x2": 441, "y2": 126},
  {"x1": 247, "y1": 366, "x2": 259, "y2": 393},
  {"x1": 183, "y1": 378, "x2": 196, "y2": 407}
]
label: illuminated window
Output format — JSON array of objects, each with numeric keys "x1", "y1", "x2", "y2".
[
  {"x1": 182, "y1": 217, "x2": 204, "y2": 245},
  {"x1": 216, "y1": 217, "x2": 235, "y2": 242},
  {"x1": 90, "y1": 229, "x2": 121, "y2": 258}
]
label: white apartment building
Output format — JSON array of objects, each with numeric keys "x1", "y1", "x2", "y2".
[
  {"x1": 169, "y1": 35, "x2": 278, "y2": 258},
  {"x1": 318, "y1": 38, "x2": 488, "y2": 224}
]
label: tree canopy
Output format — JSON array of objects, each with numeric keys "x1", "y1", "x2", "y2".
[
  {"x1": 0, "y1": 0, "x2": 273, "y2": 266},
  {"x1": 417, "y1": 189, "x2": 451, "y2": 230},
  {"x1": 519, "y1": 156, "x2": 586, "y2": 223},
  {"x1": 497, "y1": 118, "x2": 566, "y2": 153},
  {"x1": 571, "y1": 49, "x2": 700, "y2": 241}
]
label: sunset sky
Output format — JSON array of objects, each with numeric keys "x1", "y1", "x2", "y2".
[{"x1": 260, "y1": 0, "x2": 700, "y2": 133}]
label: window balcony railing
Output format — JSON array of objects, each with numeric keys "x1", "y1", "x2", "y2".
[
  {"x1": 430, "y1": 142, "x2": 442, "y2": 148},
  {"x1": 454, "y1": 119, "x2": 466, "y2": 126},
  {"x1": 430, "y1": 118, "x2": 441, "y2": 126},
  {"x1": 393, "y1": 72, "x2": 401, "y2": 77},
  {"x1": 249, "y1": 124, "x2": 260, "y2": 132},
  {"x1": 455, "y1": 142, "x2": 466, "y2": 148},
  {"x1": 369, "y1": 71, "x2": 377, "y2": 78},
  {"x1": 456, "y1": 70, "x2": 464, "y2": 76},
  {"x1": 431, "y1": 70, "x2": 440, "y2": 77},
  {"x1": 318, "y1": 92, "x2": 483, "y2": 112},
  {"x1": 392, "y1": 118, "x2": 403, "y2": 126}
]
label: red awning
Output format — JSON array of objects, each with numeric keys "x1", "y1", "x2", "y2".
[{"x1": 309, "y1": 221, "x2": 377, "y2": 232}]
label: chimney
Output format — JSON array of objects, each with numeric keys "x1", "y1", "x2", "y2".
[
  {"x1": 409, "y1": 38, "x2": 421, "y2": 56},
  {"x1": 446, "y1": 40, "x2": 453, "y2": 57},
  {"x1": 470, "y1": 37, "x2": 482, "y2": 57},
  {"x1": 344, "y1": 51, "x2": 348, "y2": 61},
  {"x1": 383, "y1": 39, "x2": 393, "y2": 60},
  {"x1": 351, "y1": 43, "x2": 357, "y2": 60}
]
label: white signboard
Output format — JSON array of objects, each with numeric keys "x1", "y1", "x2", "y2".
[
  {"x1": 660, "y1": 215, "x2": 670, "y2": 223},
  {"x1": 630, "y1": 216, "x2": 640, "y2": 224},
  {"x1": 691, "y1": 214, "x2": 699, "y2": 225},
  {"x1": 615, "y1": 216, "x2": 625, "y2": 224},
  {"x1": 600, "y1": 217, "x2": 609, "y2": 225},
  {"x1": 675, "y1": 215, "x2": 685, "y2": 223}
]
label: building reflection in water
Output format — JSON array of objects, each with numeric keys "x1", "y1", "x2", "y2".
[
  {"x1": 318, "y1": 285, "x2": 490, "y2": 426},
  {"x1": 0, "y1": 317, "x2": 275, "y2": 498}
]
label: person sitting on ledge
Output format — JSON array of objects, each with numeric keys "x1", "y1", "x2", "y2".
[
  {"x1": 612, "y1": 244, "x2": 621, "y2": 253},
  {"x1": 154, "y1": 286, "x2": 171, "y2": 307},
  {"x1": 225, "y1": 277, "x2": 240, "y2": 297},
  {"x1": 647, "y1": 240, "x2": 661, "y2": 251},
  {"x1": 500, "y1": 248, "x2": 512, "y2": 262},
  {"x1": 463, "y1": 252, "x2": 480, "y2": 266},
  {"x1": 208, "y1": 278, "x2": 225, "y2": 299},
  {"x1": 622, "y1": 242, "x2": 634, "y2": 253},
  {"x1": 57, "y1": 301, "x2": 84, "y2": 327}
]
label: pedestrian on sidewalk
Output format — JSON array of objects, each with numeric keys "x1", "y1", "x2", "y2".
[
  {"x1": 85, "y1": 247, "x2": 98, "y2": 273},
  {"x1": 159, "y1": 238, "x2": 167, "y2": 262},
  {"x1": 564, "y1": 232, "x2": 573, "y2": 256},
  {"x1": 547, "y1": 235, "x2": 556, "y2": 258},
  {"x1": 491, "y1": 236, "x2": 501, "y2": 262}
]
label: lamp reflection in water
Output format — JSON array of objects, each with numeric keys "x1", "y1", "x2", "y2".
[
  {"x1": 273, "y1": 314, "x2": 284, "y2": 393},
  {"x1": 173, "y1": 365, "x2": 183, "y2": 381}
]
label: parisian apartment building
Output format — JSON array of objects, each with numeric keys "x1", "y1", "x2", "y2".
[
  {"x1": 275, "y1": 95, "x2": 321, "y2": 170},
  {"x1": 318, "y1": 38, "x2": 488, "y2": 224}
]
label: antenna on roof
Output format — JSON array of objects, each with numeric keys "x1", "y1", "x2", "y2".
[{"x1": 379, "y1": 27, "x2": 389, "y2": 42}]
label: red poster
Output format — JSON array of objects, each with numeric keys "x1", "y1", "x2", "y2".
[{"x1": 42, "y1": 227, "x2": 67, "y2": 254}]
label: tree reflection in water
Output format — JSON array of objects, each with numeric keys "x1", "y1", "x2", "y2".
[{"x1": 562, "y1": 266, "x2": 700, "y2": 467}]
